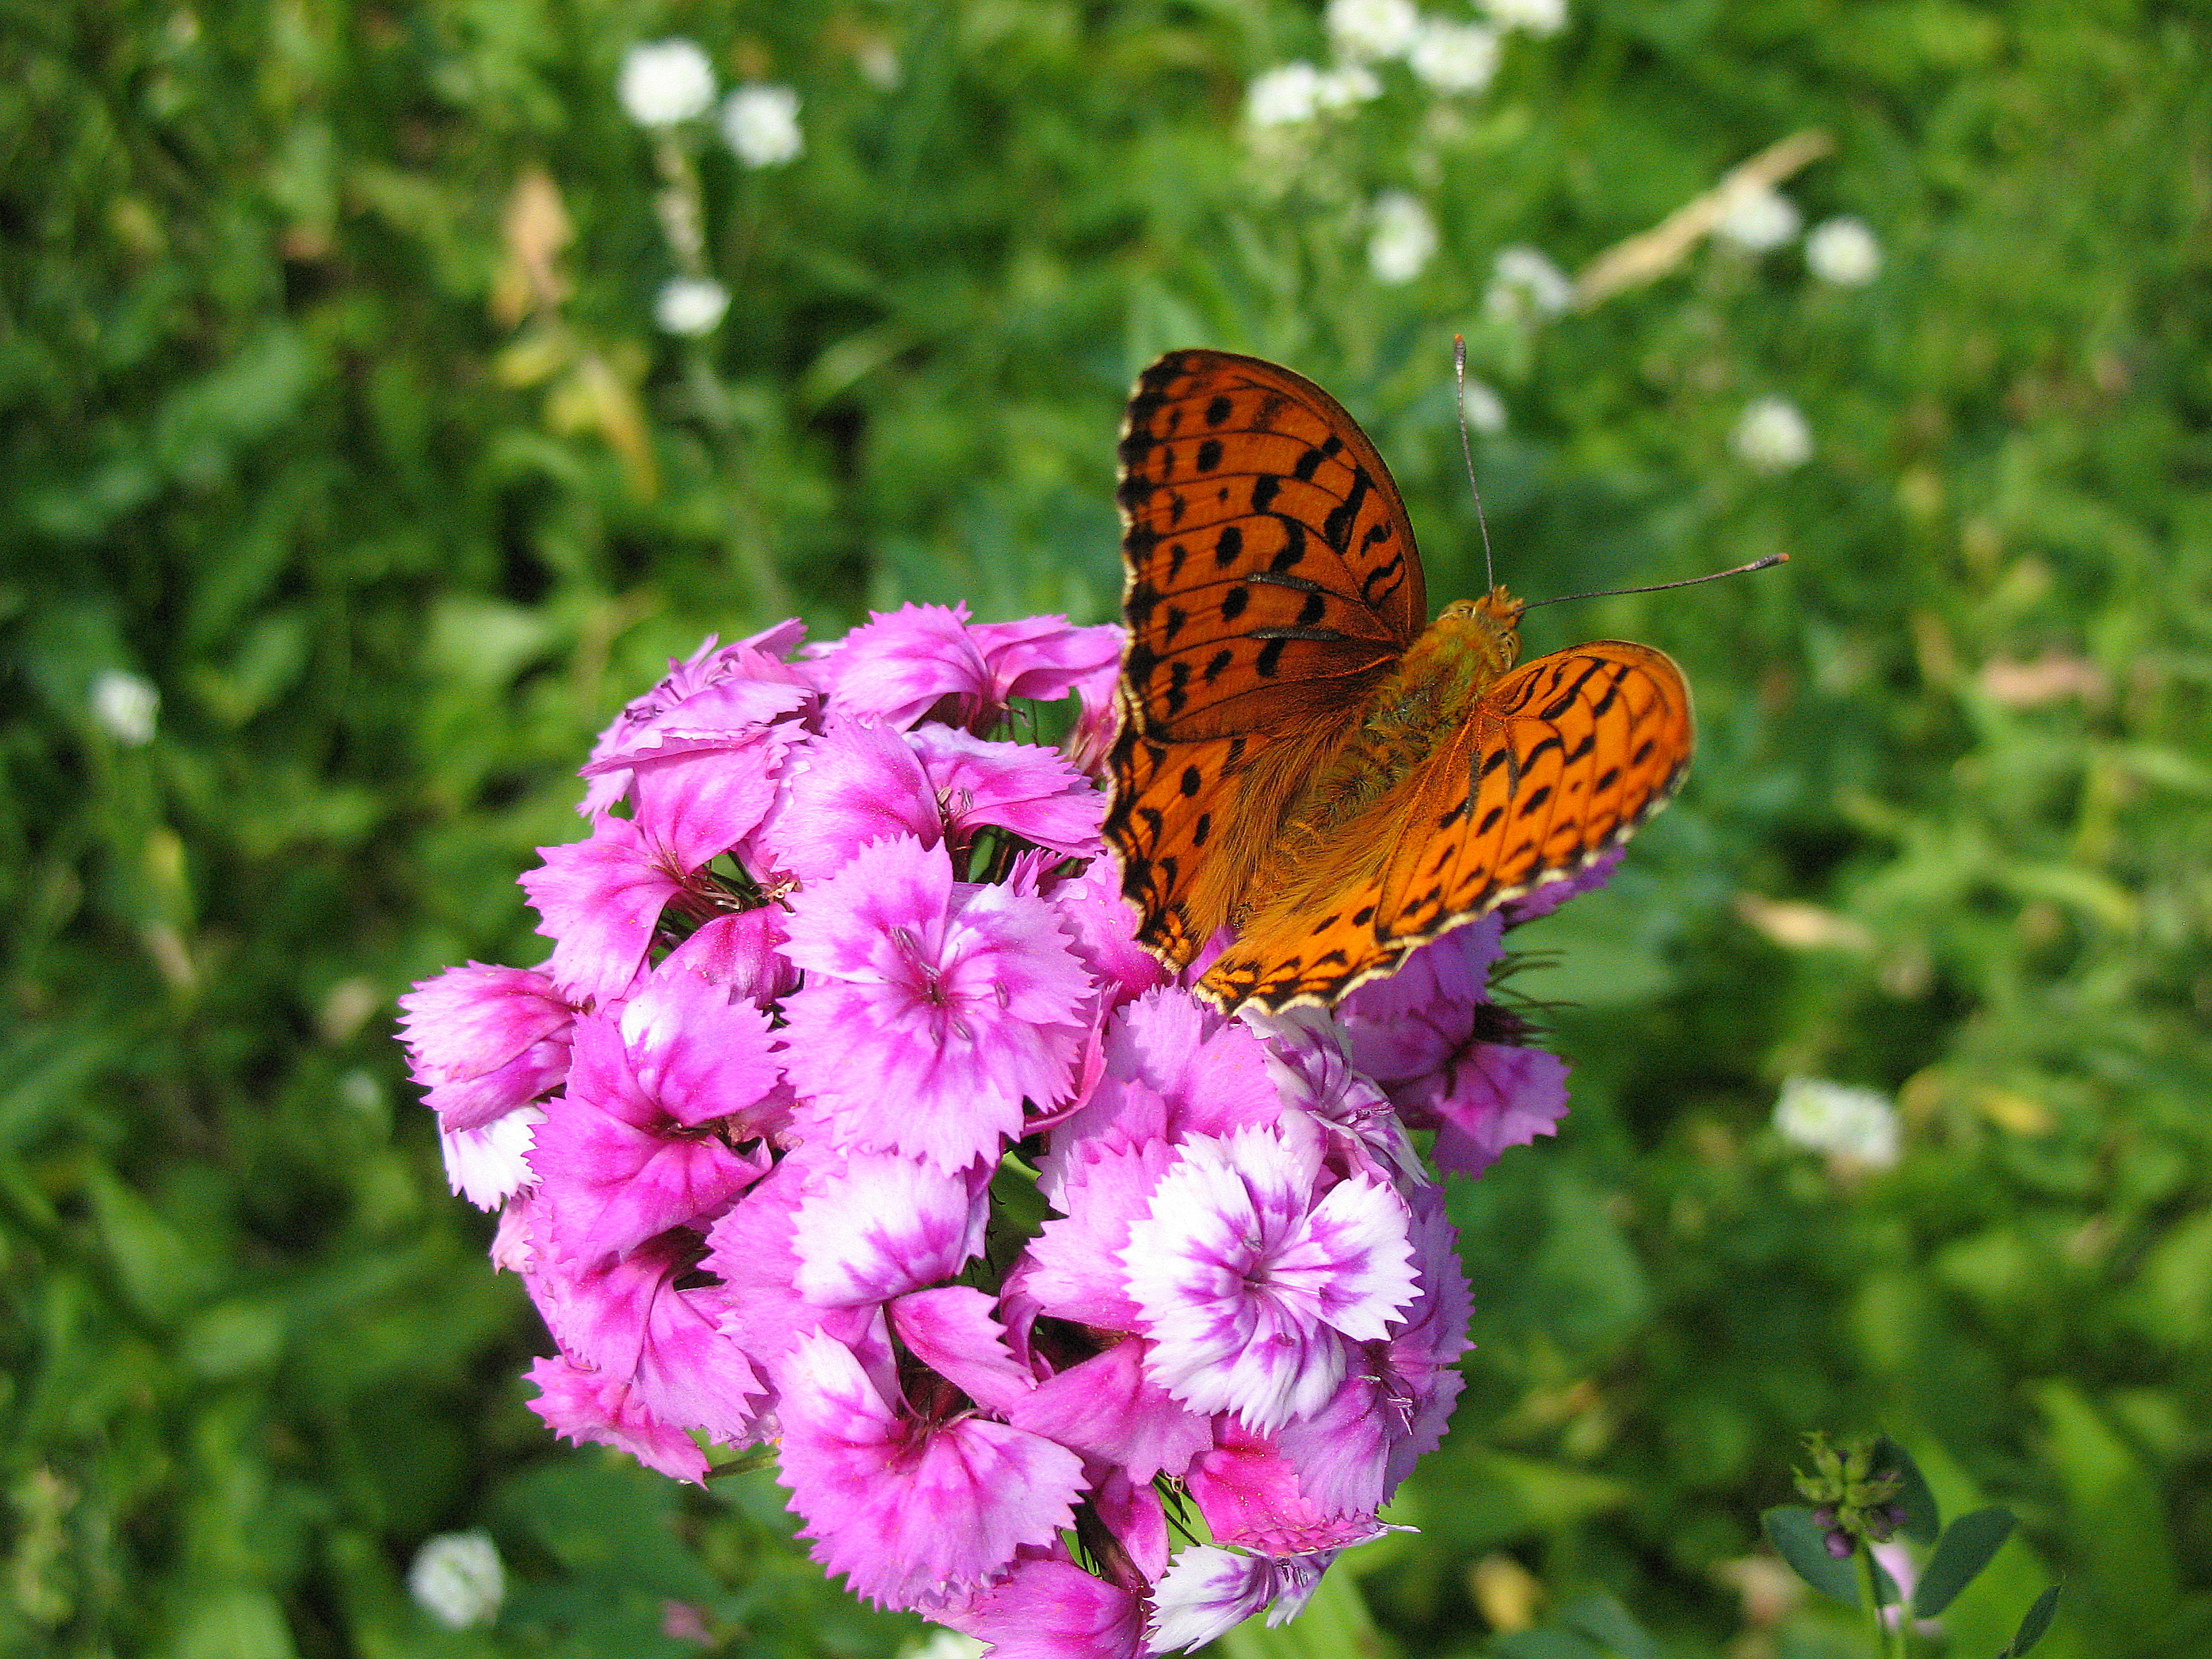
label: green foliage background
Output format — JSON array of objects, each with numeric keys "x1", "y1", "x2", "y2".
[{"x1": 3, "y1": 1, "x2": 2208, "y2": 1655}]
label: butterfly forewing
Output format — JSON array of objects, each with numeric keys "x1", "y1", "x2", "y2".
[
  {"x1": 1107, "y1": 350, "x2": 1429, "y2": 965},
  {"x1": 1114, "y1": 352, "x2": 1426, "y2": 742}
]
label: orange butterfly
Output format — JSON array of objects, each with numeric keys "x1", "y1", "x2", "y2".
[{"x1": 1105, "y1": 350, "x2": 1696, "y2": 1015}]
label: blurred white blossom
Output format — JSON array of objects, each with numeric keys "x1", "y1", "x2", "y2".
[
  {"x1": 1246, "y1": 62, "x2": 1325, "y2": 126},
  {"x1": 1774, "y1": 1078, "x2": 1900, "y2": 1168},
  {"x1": 1410, "y1": 20, "x2": 1502, "y2": 91},
  {"x1": 909, "y1": 1633, "x2": 987, "y2": 1659},
  {"x1": 1368, "y1": 192, "x2": 1439, "y2": 283},
  {"x1": 722, "y1": 85, "x2": 803, "y2": 167},
  {"x1": 618, "y1": 39, "x2": 716, "y2": 127},
  {"x1": 1328, "y1": 0, "x2": 1422, "y2": 60},
  {"x1": 1485, "y1": 0, "x2": 1567, "y2": 34},
  {"x1": 856, "y1": 41, "x2": 903, "y2": 89},
  {"x1": 91, "y1": 670, "x2": 159, "y2": 745},
  {"x1": 1484, "y1": 244, "x2": 1572, "y2": 323},
  {"x1": 1460, "y1": 377, "x2": 1507, "y2": 434},
  {"x1": 1313, "y1": 63, "x2": 1384, "y2": 110},
  {"x1": 409, "y1": 1532, "x2": 506, "y2": 1629},
  {"x1": 1732, "y1": 396, "x2": 1813, "y2": 472},
  {"x1": 655, "y1": 276, "x2": 730, "y2": 337},
  {"x1": 1247, "y1": 58, "x2": 1381, "y2": 126},
  {"x1": 1715, "y1": 184, "x2": 1802, "y2": 251},
  {"x1": 1806, "y1": 216, "x2": 1882, "y2": 285}
]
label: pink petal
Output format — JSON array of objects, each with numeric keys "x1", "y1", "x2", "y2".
[
  {"x1": 1051, "y1": 861, "x2": 1168, "y2": 1012},
  {"x1": 775, "y1": 1332, "x2": 1088, "y2": 1611},
  {"x1": 398, "y1": 963, "x2": 573, "y2": 1088},
  {"x1": 618, "y1": 960, "x2": 785, "y2": 1129},
  {"x1": 811, "y1": 603, "x2": 993, "y2": 729},
  {"x1": 1008, "y1": 1339, "x2": 1213, "y2": 1483},
  {"x1": 1147, "y1": 1546, "x2": 1327, "y2": 1654},
  {"x1": 531, "y1": 1090, "x2": 766, "y2": 1267},
  {"x1": 628, "y1": 725, "x2": 792, "y2": 874},
  {"x1": 790, "y1": 1153, "x2": 988, "y2": 1307},
  {"x1": 699, "y1": 1158, "x2": 880, "y2": 1369},
  {"x1": 892, "y1": 1288, "x2": 1036, "y2": 1414},
  {"x1": 764, "y1": 717, "x2": 939, "y2": 882},
  {"x1": 907, "y1": 724, "x2": 1106, "y2": 859},
  {"x1": 659, "y1": 906, "x2": 798, "y2": 1004},
  {"x1": 526, "y1": 1355, "x2": 712, "y2": 1483},
  {"x1": 971, "y1": 616, "x2": 1123, "y2": 708},
  {"x1": 439, "y1": 1106, "x2": 541, "y2": 1209},
  {"x1": 541, "y1": 1237, "x2": 767, "y2": 1446},
  {"x1": 954, "y1": 1558, "x2": 1145, "y2": 1659},
  {"x1": 1024, "y1": 1136, "x2": 1180, "y2": 1329},
  {"x1": 521, "y1": 817, "x2": 681, "y2": 1006}
]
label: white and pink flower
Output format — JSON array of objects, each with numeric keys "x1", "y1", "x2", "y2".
[{"x1": 398, "y1": 602, "x2": 1613, "y2": 1651}]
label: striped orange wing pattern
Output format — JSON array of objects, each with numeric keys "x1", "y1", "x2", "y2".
[
  {"x1": 1197, "y1": 641, "x2": 1694, "y2": 1011},
  {"x1": 1105, "y1": 351, "x2": 1429, "y2": 966}
]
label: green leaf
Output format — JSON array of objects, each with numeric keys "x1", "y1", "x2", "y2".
[
  {"x1": 1556, "y1": 1591, "x2": 1657, "y2": 1659},
  {"x1": 1492, "y1": 1631, "x2": 1605, "y2": 1659},
  {"x1": 1872, "y1": 1433, "x2": 1942, "y2": 1544},
  {"x1": 2001, "y1": 1585, "x2": 2063, "y2": 1657},
  {"x1": 1916, "y1": 1507, "x2": 2017, "y2": 1617},
  {"x1": 1761, "y1": 1505, "x2": 1858, "y2": 1607}
]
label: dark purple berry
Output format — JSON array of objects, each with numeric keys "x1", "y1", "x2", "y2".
[{"x1": 1824, "y1": 1530, "x2": 1854, "y2": 1560}]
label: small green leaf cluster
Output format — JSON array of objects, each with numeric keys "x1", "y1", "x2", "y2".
[{"x1": 1764, "y1": 1437, "x2": 2058, "y2": 1657}]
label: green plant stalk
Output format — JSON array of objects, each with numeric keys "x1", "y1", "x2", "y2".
[{"x1": 1859, "y1": 1543, "x2": 1908, "y2": 1659}]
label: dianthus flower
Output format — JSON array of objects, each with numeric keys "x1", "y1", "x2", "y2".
[{"x1": 399, "y1": 606, "x2": 1619, "y2": 1653}]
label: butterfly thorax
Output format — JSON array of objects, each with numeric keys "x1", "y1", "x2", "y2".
[{"x1": 1267, "y1": 588, "x2": 1526, "y2": 858}]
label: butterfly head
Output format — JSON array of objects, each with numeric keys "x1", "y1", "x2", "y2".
[{"x1": 1434, "y1": 586, "x2": 1527, "y2": 677}]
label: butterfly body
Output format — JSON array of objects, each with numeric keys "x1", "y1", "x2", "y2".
[
  {"x1": 1105, "y1": 350, "x2": 1694, "y2": 1014},
  {"x1": 1263, "y1": 592, "x2": 1523, "y2": 866}
]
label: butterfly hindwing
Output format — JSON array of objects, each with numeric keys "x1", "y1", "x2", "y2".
[{"x1": 1197, "y1": 642, "x2": 1692, "y2": 1010}]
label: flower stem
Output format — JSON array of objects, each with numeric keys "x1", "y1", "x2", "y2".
[{"x1": 1858, "y1": 1544, "x2": 1908, "y2": 1659}]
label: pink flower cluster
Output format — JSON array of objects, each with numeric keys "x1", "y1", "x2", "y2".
[{"x1": 398, "y1": 605, "x2": 1599, "y2": 1657}]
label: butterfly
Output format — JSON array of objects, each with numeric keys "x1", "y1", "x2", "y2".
[{"x1": 1104, "y1": 349, "x2": 1695, "y2": 1015}]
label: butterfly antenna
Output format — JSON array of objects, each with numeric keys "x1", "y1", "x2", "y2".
[
  {"x1": 1454, "y1": 335, "x2": 1496, "y2": 592},
  {"x1": 1522, "y1": 552, "x2": 1790, "y2": 609}
]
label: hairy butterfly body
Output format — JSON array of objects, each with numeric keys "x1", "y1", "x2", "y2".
[{"x1": 1105, "y1": 349, "x2": 1693, "y2": 1013}]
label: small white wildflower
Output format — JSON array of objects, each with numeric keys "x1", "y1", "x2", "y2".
[
  {"x1": 409, "y1": 1532, "x2": 506, "y2": 1629},
  {"x1": 1410, "y1": 21, "x2": 1502, "y2": 92},
  {"x1": 617, "y1": 39, "x2": 716, "y2": 128},
  {"x1": 856, "y1": 41, "x2": 903, "y2": 89},
  {"x1": 1327, "y1": 0, "x2": 1422, "y2": 61},
  {"x1": 721, "y1": 85, "x2": 803, "y2": 168},
  {"x1": 1805, "y1": 216, "x2": 1882, "y2": 285},
  {"x1": 91, "y1": 670, "x2": 159, "y2": 745},
  {"x1": 1485, "y1": 0, "x2": 1568, "y2": 35},
  {"x1": 1460, "y1": 377, "x2": 1507, "y2": 434},
  {"x1": 1484, "y1": 244, "x2": 1572, "y2": 323},
  {"x1": 1368, "y1": 192, "x2": 1439, "y2": 285},
  {"x1": 1774, "y1": 1078, "x2": 1900, "y2": 1168},
  {"x1": 1313, "y1": 62, "x2": 1384, "y2": 110},
  {"x1": 1246, "y1": 62, "x2": 1325, "y2": 126},
  {"x1": 1732, "y1": 396, "x2": 1813, "y2": 472},
  {"x1": 654, "y1": 276, "x2": 730, "y2": 337},
  {"x1": 1715, "y1": 184, "x2": 1802, "y2": 252}
]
